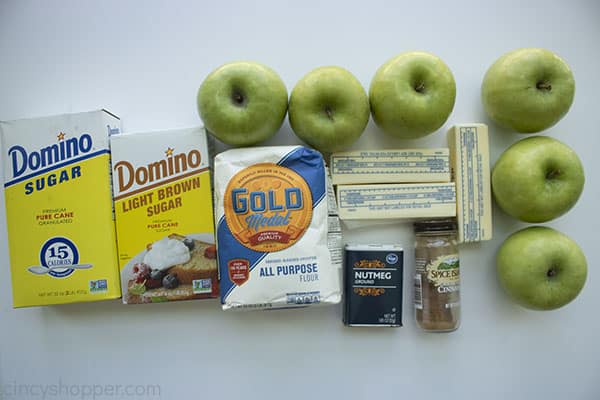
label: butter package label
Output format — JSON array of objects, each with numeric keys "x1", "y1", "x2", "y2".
[
  {"x1": 214, "y1": 146, "x2": 342, "y2": 310},
  {"x1": 1, "y1": 110, "x2": 122, "y2": 307},
  {"x1": 336, "y1": 183, "x2": 456, "y2": 221},
  {"x1": 330, "y1": 149, "x2": 451, "y2": 185},
  {"x1": 110, "y1": 127, "x2": 217, "y2": 304},
  {"x1": 447, "y1": 124, "x2": 492, "y2": 243}
]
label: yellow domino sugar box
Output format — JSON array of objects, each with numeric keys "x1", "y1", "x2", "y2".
[
  {"x1": 110, "y1": 127, "x2": 217, "y2": 304},
  {"x1": 1, "y1": 110, "x2": 122, "y2": 307}
]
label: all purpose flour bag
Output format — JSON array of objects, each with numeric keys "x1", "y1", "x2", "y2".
[{"x1": 214, "y1": 146, "x2": 342, "y2": 310}]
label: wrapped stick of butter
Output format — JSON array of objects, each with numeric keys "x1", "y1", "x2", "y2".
[
  {"x1": 330, "y1": 148, "x2": 451, "y2": 185},
  {"x1": 447, "y1": 123, "x2": 493, "y2": 243}
]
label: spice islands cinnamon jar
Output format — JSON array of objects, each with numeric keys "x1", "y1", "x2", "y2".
[{"x1": 413, "y1": 219, "x2": 460, "y2": 332}]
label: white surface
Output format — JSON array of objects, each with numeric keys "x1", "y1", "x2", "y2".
[{"x1": 1, "y1": 0, "x2": 599, "y2": 399}]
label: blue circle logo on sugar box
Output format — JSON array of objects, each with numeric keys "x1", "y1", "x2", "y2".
[
  {"x1": 386, "y1": 253, "x2": 399, "y2": 265},
  {"x1": 40, "y1": 237, "x2": 79, "y2": 278}
]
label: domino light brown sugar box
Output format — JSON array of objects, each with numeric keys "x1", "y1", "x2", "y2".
[
  {"x1": 1, "y1": 110, "x2": 122, "y2": 307},
  {"x1": 110, "y1": 127, "x2": 217, "y2": 304}
]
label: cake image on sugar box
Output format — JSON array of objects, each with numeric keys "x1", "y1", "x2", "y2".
[{"x1": 110, "y1": 127, "x2": 218, "y2": 304}]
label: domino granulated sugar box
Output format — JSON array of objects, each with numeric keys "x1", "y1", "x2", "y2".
[{"x1": 1, "y1": 110, "x2": 122, "y2": 307}]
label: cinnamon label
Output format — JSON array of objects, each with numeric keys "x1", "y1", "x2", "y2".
[{"x1": 425, "y1": 254, "x2": 459, "y2": 289}]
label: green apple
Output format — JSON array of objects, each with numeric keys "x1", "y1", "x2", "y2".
[
  {"x1": 369, "y1": 51, "x2": 456, "y2": 139},
  {"x1": 288, "y1": 66, "x2": 370, "y2": 153},
  {"x1": 497, "y1": 226, "x2": 587, "y2": 310},
  {"x1": 492, "y1": 136, "x2": 584, "y2": 222},
  {"x1": 197, "y1": 61, "x2": 288, "y2": 146},
  {"x1": 481, "y1": 48, "x2": 575, "y2": 133}
]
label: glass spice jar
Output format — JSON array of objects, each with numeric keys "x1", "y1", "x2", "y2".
[{"x1": 413, "y1": 219, "x2": 460, "y2": 332}]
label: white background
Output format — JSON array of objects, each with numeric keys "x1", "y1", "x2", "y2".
[{"x1": 1, "y1": 1, "x2": 599, "y2": 399}]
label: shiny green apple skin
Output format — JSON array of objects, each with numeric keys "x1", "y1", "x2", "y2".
[
  {"x1": 197, "y1": 61, "x2": 288, "y2": 146},
  {"x1": 369, "y1": 51, "x2": 456, "y2": 139},
  {"x1": 497, "y1": 226, "x2": 587, "y2": 310},
  {"x1": 288, "y1": 66, "x2": 369, "y2": 153},
  {"x1": 492, "y1": 136, "x2": 584, "y2": 223},
  {"x1": 481, "y1": 48, "x2": 575, "y2": 133}
]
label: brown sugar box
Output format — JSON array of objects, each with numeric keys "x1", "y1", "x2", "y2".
[{"x1": 110, "y1": 127, "x2": 217, "y2": 304}]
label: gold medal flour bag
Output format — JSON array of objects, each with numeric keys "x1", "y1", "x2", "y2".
[{"x1": 214, "y1": 146, "x2": 341, "y2": 310}]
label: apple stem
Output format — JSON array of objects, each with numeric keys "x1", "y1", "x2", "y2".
[
  {"x1": 547, "y1": 267, "x2": 557, "y2": 278},
  {"x1": 414, "y1": 82, "x2": 426, "y2": 93},
  {"x1": 324, "y1": 106, "x2": 334, "y2": 121},
  {"x1": 536, "y1": 81, "x2": 552, "y2": 91},
  {"x1": 232, "y1": 91, "x2": 246, "y2": 106},
  {"x1": 546, "y1": 169, "x2": 561, "y2": 180}
]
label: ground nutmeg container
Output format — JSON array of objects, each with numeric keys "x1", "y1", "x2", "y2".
[{"x1": 343, "y1": 244, "x2": 404, "y2": 327}]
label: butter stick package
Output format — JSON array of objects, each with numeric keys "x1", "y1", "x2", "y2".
[
  {"x1": 110, "y1": 127, "x2": 217, "y2": 304},
  {"x1": 330, "y1": 148, "x2": 451, "y2": 185},
  {"x1": 1, "y1": 110, "x2": 122, "y2": 307},
  {"x1": 336, "y1": 183, "x2": 457, "y2": 221},
  {"x1": 447, "y1": 123, "x2": 493, "y2": 243}
]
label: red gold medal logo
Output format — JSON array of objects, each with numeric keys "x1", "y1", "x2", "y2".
[{"x1": 224, "y1": 163, "x2": 312, "y2": 252}]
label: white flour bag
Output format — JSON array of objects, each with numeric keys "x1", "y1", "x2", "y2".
[{"x1": 214, "y1": 146, "x2": 341, "y2": 310}]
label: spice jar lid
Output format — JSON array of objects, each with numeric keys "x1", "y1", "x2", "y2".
[{"x1": 414, "y1": 218, "x2": 457, "y2": 233}]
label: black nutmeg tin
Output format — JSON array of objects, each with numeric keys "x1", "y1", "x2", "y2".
[{"x1": 343, "y1": 244, "x2": 403, "y2": 327}]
